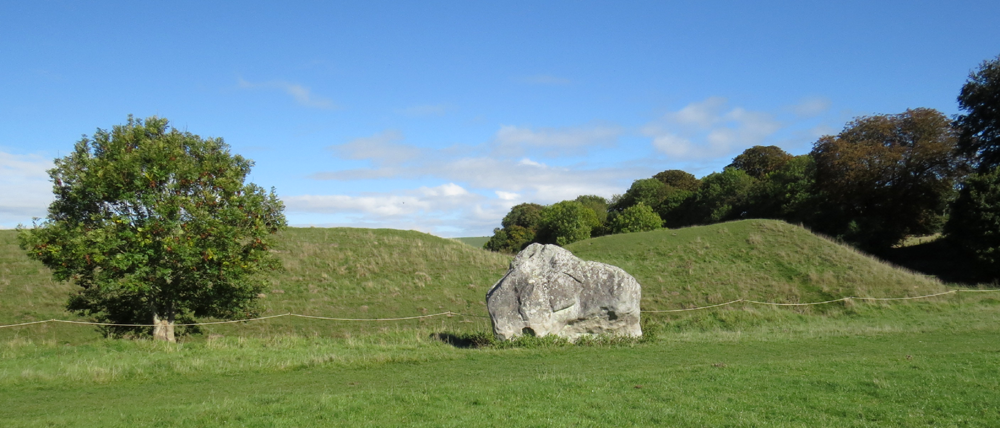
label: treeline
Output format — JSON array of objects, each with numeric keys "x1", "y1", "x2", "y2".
[{"x1": 485, "y1": 54, "x2": 1000, "y2": 281}]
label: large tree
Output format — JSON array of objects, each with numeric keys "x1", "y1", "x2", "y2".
[
  {"x1": 954, "y1": 54, "x2": 1000, "y2": 171},
  {"x1": 728, "y1": 145, "x2": 793, "y2": 179},
  {"x1": 18, "y1": 116, "x2": 286, "y2": 342},
  {"x1": 810, "y1": 108, "x2": 968, "y2": 249},
  {"x1": 945, "y1": 167, "x2": 1000, "y2": 281},
  {"x1": 537, "y1": 201, "x2": 595, "y2": 246}
]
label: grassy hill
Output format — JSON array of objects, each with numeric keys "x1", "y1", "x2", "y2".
[
  {"x1": 0, "y1": 219, "x2": 956, "y2": 342},
  {"x1": 453, "y1": 236, "x2": 490, "y2": 248},
  {"x1": 567, "y1": 219, "x2": 947, "y2": 310}
]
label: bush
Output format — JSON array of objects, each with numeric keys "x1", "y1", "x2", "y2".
[
  {"x1": 610, "y1": 203, "x2": 663, "y2": 234},
  {"x1": 538, "y1": 201, "x2": 594, "y2": 246}
]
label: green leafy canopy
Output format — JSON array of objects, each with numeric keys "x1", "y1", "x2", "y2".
[{"x1": 17, "y1": 116, "x2": 287, "y2": 337}]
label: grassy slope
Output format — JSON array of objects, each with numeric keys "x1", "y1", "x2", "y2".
[
  {"x1": 567, "y1": 219, "x2": 947, "y2": 311},
  {"x1": 1, "y1": 219, "x2": 956, "y2": 342},
  {"x1": 3, "y1": 220, "x2": 1000, "y2": 426},
  {"x1": 453, "y1": 236, "x2": 490, "y2": 248}
]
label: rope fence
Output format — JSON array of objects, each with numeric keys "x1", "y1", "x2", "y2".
[{"x1": 1, "y1": 288, "x2": 997, "y2": 329}]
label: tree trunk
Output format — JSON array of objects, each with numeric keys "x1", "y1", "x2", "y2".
[{"x1": 153, "y1": 310, "x2": 176, "y2": 342}]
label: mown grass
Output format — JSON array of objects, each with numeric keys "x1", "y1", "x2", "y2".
[
  {"x1": 1, "y1": 296, "x2": 999, "y2": 427},
  {"x1": 2, "y1": 220, "x2": 999, "y2": 425}
]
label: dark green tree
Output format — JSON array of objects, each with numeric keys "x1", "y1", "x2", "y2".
[
  {"x1": 728, "y1": 145, "x2": 793, "y2": 179},
  {"x1": 743, "y1": 155, "x2": 819, "y2": 222},
  {"x1": 609, "y1": 203, "x2": 662, "y2": 234},
  {"x1": 677, "y1": 168, "x2": 756, "y2": 225},
  {"x1": 17, "y1": 116, "x2": 286, "y2": 342},
  {"x1": 575, "y1": 195, "x2": 609, "y2": 236},
  {"x1": 954, "y1": 54, "x2": 1000, "y2": 171},
  {"x1": 501, "y1": 203, "x2": 544, "y2": 230},
  {"x1": 610, "y1": 178, "x2": 670, "y2": 212},
  {"x1": 537, "y1": 201, "x2": 595, "y2": 246},
  {"x1": 945, "y1": 167, "x2": 1000, "y2": 280},
  {"x1": 484, "y1": 203, "x2": 544, "y2": 253},
  {"x1": 652, "y1": 169, "x2": 700, "y2": 192},
  {"x1": 811, "y1": 108, "x2": 968, "y2": 249}
]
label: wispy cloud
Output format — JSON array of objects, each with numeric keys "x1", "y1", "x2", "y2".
[
  {"x1": 0, "y1": 152, "x2": 54, "y2": 226},
  {"x1": 398, "y1": 104, "x2": 449, "y2": 117},
  {"x1": 791, "y1": 96, "x2": 832, "y2": 118},
  {"x1": 642, "y1": 97, "x2": 783, "y2": 160},
  {"x1": 490, "y1": 124, "x2": 622, "y2": 157},
  {"x1": 237, "y1": 77, "x2": 337, "y2": 109},
  {"x1": 328, "y1": 130, "x2": 423, "y2": 166}
]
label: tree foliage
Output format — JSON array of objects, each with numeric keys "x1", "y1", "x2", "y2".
[
  {"x1": 609, "y1": 203, "x2": 662, "y2": 234},
  {"x1": 744, "y1": 155, "x2": 818, "y2": 222},
  {"x1": 485, "y1": 203, "x2": 544, "y2": 253},
  {"x1": 500, "y1": 203, "x2": 544, "y2": 230},
  {"x1": 677, "y1": 168, "x2": 756, "y2": 225},
  {"x1": 945, "y1": 167, "x2": 1000, "y2": 280},
  {"x1": 728, "y1": 145, "x2": 793, "y2": 179},
  {"x1": 537, "y1": 201, "x2": 594, "y2": 246},
  {"x1": 652, "y1": 169, "x2": 700, "y2": 192},
  {"x1": 17, "y1": 116, "x2": 286, "y2": 341},
  {"x1": 575, "y1": 195, "x2": 609, "y2": 234},
  {"x1": 955, "y1": 54, "x2": 1000, "y2": 171},
  {"x1": 610, "y1": 178, "x2": 670, "y2": 213},
  {"x1": 810, "y1": 108, "x2": 968, "y2": 249}
]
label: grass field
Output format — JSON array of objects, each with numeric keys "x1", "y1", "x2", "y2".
[
  {"x1": 2, "y1": 298, "x2": 999, "y2": 427},
  {"x1": 2, "y1": 220, "x2": 998, "y2": 426},
  {"x1": 454, "y1": 236, "x2": 490, "y2": 248}
]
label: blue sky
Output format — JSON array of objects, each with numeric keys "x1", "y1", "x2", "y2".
[{"x1": 2, "y1": 1, "x2": 998, "y2": 236}]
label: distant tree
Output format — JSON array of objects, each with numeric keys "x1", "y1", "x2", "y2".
[
  {"x1": 537, "y1": 201, "x2": 594, "y2": 246},
  {"x1": 811, "y1": 108, "x2": 969, "y2": 249},
  {"x1": 484, "y1": 203, "x2": 545, "y2": 253},
  {"x1": 654, "y1": 188, "x2": 695, "y2": 229},
  {"x1": 744, "y1": 155, "x2": 819, "y2": 222},
  {"x1": 575, "y1": 195, "x2": 609, "y2": 231},
  {"x1": 652, "y1": 169, "x2": 700, "y2": 192},
  {"x1": 677, "y1": 168, "x2": 756, "y2": 225},
  {"x1": 728, "y1": 145, "x2": 793, "y2": 179},
  {"x1": 945, "y1": 167, "x2": 1000, "y2": 280},
  {"x1": 501, "y1": 203, "x2": 544, "y2": 230},
  {"x1": 484, "y1": 225, "x2": 535, "y2": 253},
  {"x1": 954, "y1": 54, "x2": 1000, "y2": 171},
  {"x1": 609, "y1": 203, "x2": 662, "y2": 234},
  {"x1": 17, "y1": 116, "x2": 286, "y2": 342},
  {"x1": 610, "y1": 178, "x2": 670, "y2": 213}
]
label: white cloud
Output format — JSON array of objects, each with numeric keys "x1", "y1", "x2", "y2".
[
  {"x1": 643, "y1": 97, "x2": 783, "y2": 160},
  {"x1": 791, "y1": 96, "x2": 832, "y2": 118},
  {"x1": 237, "y1": 77, "x2": 336, "y2": 109},
  {"x1": 329, "y1": 130, "x2": 422, "y2": 166},
  {"x1": 495, "y1": 191, "x2": 519, "y2": 201},
  {"x1": 0, "y1": 152, "x2": 54, "y2": 226},
  {"x1": 491, "y1": 124, "x2": 622, "y2": 157},
  {"x1": 668, "y1": 96, "x2": 728, "y2": 129},
  {"x1": 398, "y1": 104, "x2": 448, "y2": 117}
]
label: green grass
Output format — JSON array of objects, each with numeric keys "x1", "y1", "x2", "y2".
[
  {"x1": 2, "y1": 219, "x2": 1000, "y2": 426},
  {"x1": 2, "y1": 297, "x2": 999, "y2": 426},
  {"x1": 568, "y1": 220, "x2": 947, "y2": 313},
  {"x1": 453, "y1": 236, "x2": 490, "y2": 248}
]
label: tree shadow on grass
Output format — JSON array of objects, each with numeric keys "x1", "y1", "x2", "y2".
[
  {"x1": 877, "y1": 238, "x2": 996, "y2": 286},
  {"x1": 430, "y1": 332, "x2": 495, "y2": 349}
]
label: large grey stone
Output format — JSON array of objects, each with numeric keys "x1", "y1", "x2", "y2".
[{"x1": 486, "y1": 243, "x2": 642, "y2": 341}]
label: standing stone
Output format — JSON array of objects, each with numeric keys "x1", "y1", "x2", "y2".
[{"x1": 486, "y1": 243, "x2": 642, "y2": 341}]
